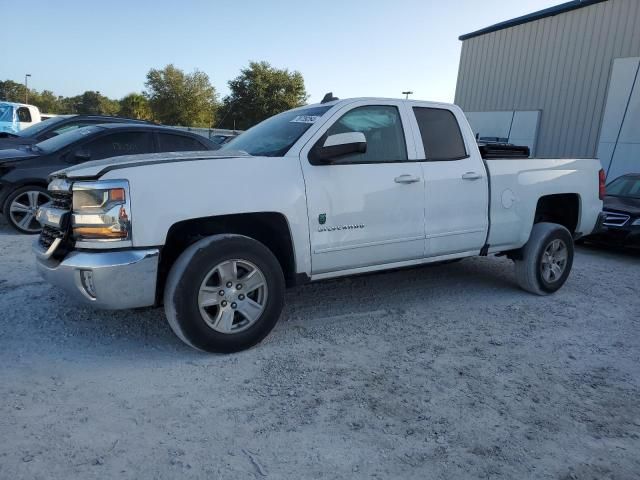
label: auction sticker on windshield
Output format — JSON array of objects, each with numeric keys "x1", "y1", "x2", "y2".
[{"x1": 290, "y1": 115, "x2": 320, "y2": 123}]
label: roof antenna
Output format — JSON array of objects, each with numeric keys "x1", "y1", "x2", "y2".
[{"x1": 321, "y1": 92, "x2": 338, "y2": 104}]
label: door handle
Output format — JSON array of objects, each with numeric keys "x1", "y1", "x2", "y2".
[
  {"x1": 461, "y1": 172, "x2": 482, "y2": 180},
  {"x1": 394, "y1": 174, "x2": 421, "y2": 184}
]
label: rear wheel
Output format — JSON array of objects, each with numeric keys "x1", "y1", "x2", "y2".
[
  {"x1": 3, "y1": 185, "x2": 51, "y2": 234},
  {"x1": 164, "y1": 234, "x2": 285, "y2": 353},
  {"x1": 514, "y1": 222, "x2": 574, "y2": 295}
]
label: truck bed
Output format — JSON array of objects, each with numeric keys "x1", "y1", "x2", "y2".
[{"x1": 484, "y1": 157, "x2": 602, "y2": 253}]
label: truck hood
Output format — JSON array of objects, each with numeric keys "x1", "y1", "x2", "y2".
[{"x1": 54, "y1": 150, "x2": 252, "y2": 179}]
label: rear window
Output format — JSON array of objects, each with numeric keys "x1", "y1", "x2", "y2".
[
  {"x1": 17, "y1": 107, "x2": 32, "y2": 123},
  {"x1": 157, "y1": 133, "x2": 207, "y2": 152},
  {"x1": 413, "y1": 107, "x2": 467, "y2": 161}
]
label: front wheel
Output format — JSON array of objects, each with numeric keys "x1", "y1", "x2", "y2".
[
  {"x1": 164, "y1": 234, "x2": 285, "y2": 353},
  {"x1": 514, "y1": 222, "x2": 574, "y2": 295},
  {"x1": 3, "y1": 185, "x2": 51, "y2": 234}
]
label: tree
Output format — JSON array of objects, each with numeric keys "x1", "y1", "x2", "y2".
[
  {"x1": 218, "y1": 61, "x2": 308, "y2": 130},
  {"x1": 0, "y1": 80, "x2": 28, "y2": 103},
  {"x1": 119, "y1": 93, "x2": 151, "y2": 120},
  {"x1": 144, "y1": 64, "x2": 217, "y2": 127},
  {"x1": 36, "y1": 90, "x2": 63, "y2": 113}
]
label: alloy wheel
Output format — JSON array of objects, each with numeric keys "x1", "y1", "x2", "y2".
[
  {"x1": 9, "y1": 190, "x2": 51, "y2": 233},
  {"x1": 198, "y1": 259, "x2": 268, "y2": 334}
]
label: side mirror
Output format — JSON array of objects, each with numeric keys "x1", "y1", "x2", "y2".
[
  {"x1": 70, "y1": 149, "x2": 91, "y2": 163},
  {"x1": 313, "y1": 132, "x2": 367, "y2": 163}
]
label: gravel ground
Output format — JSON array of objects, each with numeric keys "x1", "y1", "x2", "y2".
[{"x1": 1, "y1": 218, "x2": 639, "y2": 480}]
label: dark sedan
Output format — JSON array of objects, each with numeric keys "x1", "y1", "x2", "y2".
[
  {"x1": 589, "y1": 173, "x2": 640, "y2": 248},
  {"x1": 0, "y1": 114, "x2": 153, "y2": 150},
  {"x1": 0, "y1": 124, "x2": 218, "y2": 233}
]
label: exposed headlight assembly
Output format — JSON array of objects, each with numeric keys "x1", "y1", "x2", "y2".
[{"x1": 72, "y1": 180, "x2": 132, "y2": 244}]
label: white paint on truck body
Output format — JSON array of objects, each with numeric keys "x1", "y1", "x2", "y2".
[{"x1": 59, "y1": 98, "x2": 603, "y2": 281}]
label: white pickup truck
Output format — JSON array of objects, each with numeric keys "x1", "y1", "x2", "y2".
[
  {"x1": 33, "y1": 97, "x2": 605, "y2": 353},
  {"x1": 0, "y1": 102, "x2": 42, "y2": 134}
]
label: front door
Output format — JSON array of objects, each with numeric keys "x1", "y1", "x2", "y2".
[{"x1": 299, "y1": 101, "x2": 426, "y2": 274}]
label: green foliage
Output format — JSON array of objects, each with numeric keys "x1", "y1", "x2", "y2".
[
  {"x1": 144, "y1": 64, "x2": 217, "y2": 127},
  {"x1": 218, "y1": 61, "x2": 308, "y2": 130},
  {"x1": 60, "y1": 91, "x2": 120, "y2": 115},
  {"x1": 1, "y1": 60, "x2": 307, "y2": 128},
  {"x1": 119, "y1": 93, "x2": 152, "y2": 120},
  {"x1": 0, "y1": 80, "x2": 30, "y2": 104}
]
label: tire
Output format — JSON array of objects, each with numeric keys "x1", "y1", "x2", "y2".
[
  {"x1": 164, "y1": 234, "x2": 285, "y2": 353},
  {"x1": 2, "y1": 185, "x2": 51, "y2": 234},
  {"x1": 514, "y1": 222, "x2": 574, "y2": 295}
]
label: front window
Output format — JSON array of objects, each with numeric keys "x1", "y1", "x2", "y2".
[
  {"x1": 317, "y1": 105, "x2": 408, "y2": 163},
  {"x1": 606, "y1": 176, "x2": 640, "y2": 199},
  {"x1": 35, "y1": 125, "x2": 105, "y2": 153},
  {"x1": 220, "y1": 106, "x2": 332, "y2": 157}
]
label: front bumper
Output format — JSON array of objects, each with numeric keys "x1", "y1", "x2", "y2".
[
  {"x1": 588, "y1": 227, "x2": 640, "y2": 248},
  {"x1": 34, "y1": 244, "x2": 160, "y2": 309}
]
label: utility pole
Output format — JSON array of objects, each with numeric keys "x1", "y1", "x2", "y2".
[
  {"x1": 402, "y1": 91, "x2": 413, "y2": 100},
  {"x1": 25, "y1": 74, "x2": 31, "y2": 103}
]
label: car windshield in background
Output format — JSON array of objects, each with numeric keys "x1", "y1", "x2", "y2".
[
  {"x1": 0, "y1": 104, "x2": 13, "y2": 122},
  {"x1": 220, "y1": 106, "x2": 332, "y2": 157},
  {"x1": 35, "y1": 125, "x2": 104, "y2": 153},
  {"x1": 607, "y1": 175, "x2": 640, "y2": 199},
  {"x1": 14, "y1": 115, "x2": 70, "y2": 137}
]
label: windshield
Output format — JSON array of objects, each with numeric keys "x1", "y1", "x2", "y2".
[
  {"x1": 34, "y1": 125, "x2": 104, "y2": 153},
  {"x1": 607, "y1": 175, "x2": 640, "y2": 199},
  {"x1": 220, "y1": 105, "x2": 332, "y2": 157},
  {"x1": 0, "y1": 104, "x2": 14, "y2": 123},
  {"x1": 14, "y1": 115, "x2": 70, "y2": 138}
]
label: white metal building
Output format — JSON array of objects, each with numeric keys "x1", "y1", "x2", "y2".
[{"x1": 455, "y1": 0, "x2": 640, "y2": 180}]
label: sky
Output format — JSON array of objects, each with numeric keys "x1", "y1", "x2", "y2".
[{"x1": 1, "y1": 0, "x2": 563, "y2": 104}]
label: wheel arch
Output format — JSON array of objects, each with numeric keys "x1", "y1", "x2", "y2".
[
  {"x1": 533, "y1": 193, "x2": 581, "y2": 235},
  {"x1": 158, "y1": 212, "x2": 300, "y2": 301}
]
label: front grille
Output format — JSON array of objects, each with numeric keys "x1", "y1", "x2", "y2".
[
  {"x1": 51, "y1": 191, "x2": 72, "y2": 210},
  {"x1": 603, "y1": 211, "x2": 630, "y2": 227},
  {"x1": 39, "y1": 225, "x2": 65, "y2": 249},
  {"x1": 38, "y1": 186, "x2": 72, "y2": 253}
]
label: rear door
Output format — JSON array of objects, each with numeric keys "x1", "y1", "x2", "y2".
[
  {"x1": 299, "y1": 100, "x2": 426, "y2": 274},
  {"x1": 408, "y1": 104, "x2": 489, "y2": 256}
]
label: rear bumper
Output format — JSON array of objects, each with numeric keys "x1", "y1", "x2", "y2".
[{"x1": 34, "y1": 244, "x2": 160, "y2": 309}]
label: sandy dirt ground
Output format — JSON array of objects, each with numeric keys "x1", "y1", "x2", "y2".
[{"x1": 1, "y1": 219, "x2": 639, "y2": 479}]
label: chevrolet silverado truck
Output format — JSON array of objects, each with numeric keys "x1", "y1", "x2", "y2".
[{"x1": 33, "y1": 97, "x2": 605, "y2": 353}]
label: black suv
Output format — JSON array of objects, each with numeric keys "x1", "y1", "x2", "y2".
[
  {"x1": 0, "y1": 123, "x2": 218, "y2": 233},
  {"x1": 0, "y1": 115, "x2": 152, "y2": 150}
]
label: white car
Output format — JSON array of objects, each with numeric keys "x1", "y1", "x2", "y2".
[{"x1": 33, "y1": 97, "x2": 605, "y2": 353}]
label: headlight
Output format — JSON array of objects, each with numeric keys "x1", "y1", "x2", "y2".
[
  {"x1": 632, "y1": 218, "x2": 640, "y2": 226},
  {"x1": 71, "y1": 180, "x2": 131, "y2": 242}
]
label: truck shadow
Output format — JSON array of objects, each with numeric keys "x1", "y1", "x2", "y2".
[{"x1": 5, "y1": 256, "x2": 518, "y2": 359}]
